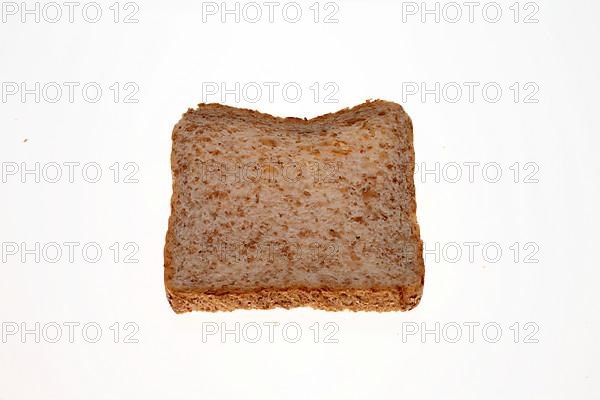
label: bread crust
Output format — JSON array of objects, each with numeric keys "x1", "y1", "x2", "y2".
[
  {"x1": 165, "y1": 284, "x2": 423, "y2": 313},
  {"x1": 164, "y1": 100, "x2": 424, "y2": 313}
]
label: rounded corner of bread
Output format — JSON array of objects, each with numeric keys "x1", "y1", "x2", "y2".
[{"x1": 164, "y1": 285, "x2": 192, "y2": 314}]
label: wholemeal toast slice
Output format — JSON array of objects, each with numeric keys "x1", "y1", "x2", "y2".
[{"x1": 164, "y1": 100, "x2": 424, "y2": 312}]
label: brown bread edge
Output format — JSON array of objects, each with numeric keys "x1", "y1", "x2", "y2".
[{"x1": 164, "y1": 284, "x2": 424, "y2": 313}]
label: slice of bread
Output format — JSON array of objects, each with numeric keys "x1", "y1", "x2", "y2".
[{"x1": 164, "y1": 100, "x2": 424, "y2": 312}]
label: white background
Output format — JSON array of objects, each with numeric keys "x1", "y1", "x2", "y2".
[{"x1": 1, "y1": 1, "x2": 599, "y2": 399}]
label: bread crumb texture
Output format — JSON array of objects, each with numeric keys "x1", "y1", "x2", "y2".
[{"x1": 165, "y1": 100, "x2": 424, "y2": 312}]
